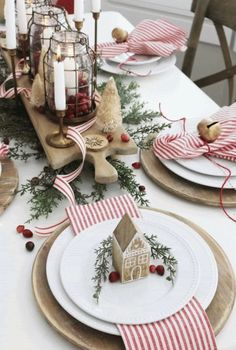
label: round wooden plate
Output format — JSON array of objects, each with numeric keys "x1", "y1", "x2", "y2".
[
  {"x1": 32, "y1": 209, "x2": 236, "y2": 349},
  {"x1": 140, "y1": 149, "x2": 236, "y2": 207},
  {"x1": 0, "y1": 158, "x2": 18, "y2": 214}
]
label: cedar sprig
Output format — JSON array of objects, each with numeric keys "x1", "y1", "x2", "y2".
[
  {"x1": 110, "y1": 158, "x2": 149, "y2": 206},
  {"x1": 144, "y1": 233, "x2": 177, "y2": 284},
  {"x1": 92, "y1": 235, "x2": 113, "y2": 302}
]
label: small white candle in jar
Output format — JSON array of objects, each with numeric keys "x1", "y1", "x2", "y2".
[
  {"x1": 91, "y1": 0, "x2": 101, "y2": 12},
  {"x1": 5, "y1": 0, "x2": 17, "y2": 49},
  {"x1": 17, "y1": 0, "x2": 28, "y2": 34},
  {"x1": 74, "y1": 0, "x2": 84, "y2": 21},
  {"x1": 64, "y1": 45, "x2": 77, "y2": 96},
  {"x1": 54, "y1": 45, "x2": 66, "y2": 111}
]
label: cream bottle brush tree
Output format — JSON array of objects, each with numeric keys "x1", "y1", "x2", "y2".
[{"x1": 96, "y1": 77, "x2": 122, "y2": 133}]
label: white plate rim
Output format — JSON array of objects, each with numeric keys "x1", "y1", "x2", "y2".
[
  {"x1": 59, "y1": 217, "x2": 200, "y2": 325},
  {"x1": 101, "y1": 55, "x2": 176, "y2": 76},
  {"x1": 46, "y1": 209, "x2": 218, "y2": 335},
  {"x1": 108, "y1": 52, "x2": 161, "y2": 66}
]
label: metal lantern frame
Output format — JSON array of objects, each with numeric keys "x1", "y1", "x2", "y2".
[
  {"x1": 43, "y1": 30, "x2": 96, "y2": 125},
  {"x1": 28, "y1": 4, "x2": 70, "y2": 77}
]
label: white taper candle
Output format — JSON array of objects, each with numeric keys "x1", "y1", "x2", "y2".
[
  {"x1": 5, "y1": 0, "x2": 17, "y2": 49},
  {"x1": 91, "y1": 0, "x2": 101, "y2": 12},
  {"x1": 74, "y1": 0, "x2": 84, "y2": 21},
  {"x1": 17, "y1": 0, "x2": 28, "y2": 34},
  {"x1": 54, "y1": 46, "x2": 66, "y2": 111}
]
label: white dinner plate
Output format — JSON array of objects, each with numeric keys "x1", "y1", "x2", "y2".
[
  {"x1": 100, "y1": 55, "x2": 176, "y2": 76},
  {"x1": 108, "y1": 52, "x2": 160, "y2": 66},
  {"x1": 164, "y1": 117, "x2": 236, "y2": 177},
  {"x1": 46, "y1": 209, "x2": 218, "y2": 335},
  {"x1": 160, "y1": 157, "x2": 236, "y2": 188},
  {"x1": 60, "y1": 217, "x2": 200, "y2": 325}
]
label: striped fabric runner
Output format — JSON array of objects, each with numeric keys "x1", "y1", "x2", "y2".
[
  {"x1": 98, "y1": 19, "x2": 187, "y2": 59},
  {"x1": 66, "y1": 194, "x2": 217, "y2": 350},
  {"x1": 0, "y1": 143, "x2": 9, "y2": 157},
  {"x1": 153, "y1": 103, "x2": 236, "y2": 162}
]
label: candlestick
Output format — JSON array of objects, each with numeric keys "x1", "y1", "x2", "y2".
[
  {"x1": 74, "y1": 20, "x2": 84, "y2": 32},
  {"x1": 19, "y1": 33, "x2": 30, "y2": 74},
  {"x1": 92, "y1": 11, "x2": 100, "y2": 89},
  {"x1": 46, "y1": 110, "x2": 74, "y2": 148},
  {"x1": 17, "y1": 0, "x2": 28, "y2": 34},
  {"x1": 5, "y1": 0, "x2": 17, "y2": 49},
  {"x1": 8, "y1": 49, "x2": 19, "y2": 102}
]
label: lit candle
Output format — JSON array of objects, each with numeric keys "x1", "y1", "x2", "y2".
[
  {"x1": 74, "y1": 0, "x2": 84, "y2": 21},
  {"x1": 5, "y1": 0, "x2": 17, "y2": 49},
  {"x1": 54, "y1": 46, "x2": 66, "y2": 111},
  {"x1": 17, "y1": 0, "x2": 28, "y2": 34},
  {"x1": 91, "y1": 0, "x2": 101, "y2": 12}
]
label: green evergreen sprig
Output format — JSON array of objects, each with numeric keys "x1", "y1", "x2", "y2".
[{"x1": 92, "y1": 233, "x2": 177, "y2": 302}]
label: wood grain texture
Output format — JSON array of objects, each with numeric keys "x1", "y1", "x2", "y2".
[
  {"x1": 32, "y1": 209, "x2": 236, "y2": 349},
  {"x1": 140, "y1": 149, "x2": 236, "y2": 207},
  {"x1": 0, "y1": 158, "x2": 18, "y2": 214},
  {"x1": 1, "y1": 50, "x2": 137, "y2": 183}
]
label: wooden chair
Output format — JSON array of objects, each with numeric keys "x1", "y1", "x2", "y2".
[{"x1": 182, "y1": 0, "x2": 236, "y2": 104}]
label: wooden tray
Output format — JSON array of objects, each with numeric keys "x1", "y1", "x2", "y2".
[
  {"x1": 1, "y1": 50, "x2": 137, "y2": 183},
  {"x1": 140, "y1": 149, "x2": 236, "y2": 207},
  {"x1": 32, "y1": 208, "x2": 236, "y2": 349},
  {"x1": 0, "y1": 158, "x2": 18, "y2": 214}
]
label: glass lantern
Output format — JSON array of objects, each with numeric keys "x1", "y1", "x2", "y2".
[
  {"x1": 43, "y1": 30, "x2": 96, "y2": 125},
  {"x1": 28, "y1": 5, "x2": 69, "y2": 77},
  {"x1": 25, "y1": 0, "x2": 52, "y2": 24}
]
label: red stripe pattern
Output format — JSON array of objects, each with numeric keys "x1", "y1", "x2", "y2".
[
  {"x1": 153, "y1": 103, "x2": 236, "y2": 162},
  {"x1": 66, "y1": 194, "x2": 141, "y2": 235},
  {"x1": 98, "y1": 20, "x2": 187, "y2": 58},
  {"x1": 118, "y1": 298, "x2": 217, "y2": 350},
  {"x1": 0, "y1": 143, "x2": 9, "y2": 157}
]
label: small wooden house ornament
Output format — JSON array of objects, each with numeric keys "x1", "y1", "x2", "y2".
[{"x1": 112, "y1": 213, "x2": 151, "y2": 283}]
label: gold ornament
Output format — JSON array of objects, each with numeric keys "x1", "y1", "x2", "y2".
[
  {"x1": 30, "y1": 74, "x2": 45, "y2": 108},
  {"x1": 197, "y1": 118, "x2": 221, "y2": 143},
  {"x1": 96, "y1": 77, "x2": 122, "y2": 133},
  {"x1": 112, "y1": 27, "x2": 128, "y2": 43}
]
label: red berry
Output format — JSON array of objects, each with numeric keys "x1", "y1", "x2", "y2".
[
  {"x1": 109, "y1": 271, "x2": 120, "y2": 283},
  {"x1": 149, "y1": 265, "x2": 156, "y2": 273},
  {"x1": 132, "y1": 162, "x2": 141, "y2": 169},
  {"x1": 67, "y1": 95, "x2": 76, "y2": 104},
  {"x1": 156, "y1": 265, "x2": 165, "y2": 276},
  {"x1": 121, "y1": 133, "x2": 130, "y2": 142},
  {"x1": 22, "y1": 229, "x2": 33, "y2": 238},
  {"x1": 107, "y1": 134, "x2": 113, "y2": 142},
  {"x1": 16, "y1": 225, "x2": 25, "y2": 233},
  {"x1": 139, "y1": 185, "x2": 146, "y2": 192},
  {"x1": 25, "y1": 241, "x2": 35, "y2": 252}
]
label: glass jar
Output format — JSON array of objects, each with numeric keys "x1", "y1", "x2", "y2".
[
  {"x1": 28, "y1": 5, "x2": 69, "y2": 77},
  {"x1": 44, "y1": 30, "x2": 96, "y2": 124}
]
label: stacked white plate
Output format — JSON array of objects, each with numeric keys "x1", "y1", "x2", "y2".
[
  {"x1": 46, "y1": 209, "x2": 218, "y2": 335},
  {"x1": 100, "y1": 53, "x2": 176, "y2": 76},
  {"x1": 158, "y1": 117, "x2": 236, "y2": 189}
]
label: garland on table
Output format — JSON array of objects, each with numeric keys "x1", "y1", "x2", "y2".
[{"x1": 0, "y1": 66, "x2": 170, "y2": 223}]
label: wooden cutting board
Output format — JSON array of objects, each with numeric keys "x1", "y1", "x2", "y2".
[
  {"x1": 32, "y1": 209, "x2": 236, "y2": 349},
  {"x1": 140, "y1": 149, "x2": 236, "y2": 206},
  {"x1": 0, "y1": 158, "x2": 18, "y2": 214}
]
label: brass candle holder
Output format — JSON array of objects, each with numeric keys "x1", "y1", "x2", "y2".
[
  {"x1": 74, "y1": 20, "x2": 84, "y2": 32},
  {"x1": 8, "y1": 49, "x2": 19, "y2": 102},
  {"x1": 18, "y1": 33, "x2": 30, "y2": 74},
  {"x1": 92, "y1": 11, "x2": 100, "y2": 89},
  {"x1": 46, "y1": 110, "x2": 75, "y2": 148}
]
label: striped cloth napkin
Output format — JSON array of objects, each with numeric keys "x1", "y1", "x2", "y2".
[
  {"x1": 0, "y1": 143, "x2": 9, "y2": 157},
  {"x1": 66, "y1": 194, "x2": 217, "y2": 350},
  {"x1": 98, "y1": 19, "x2": 187, "y2": 59},
  {"x1": 153, "y1": 103, "x2": 236, "y2": 162}
]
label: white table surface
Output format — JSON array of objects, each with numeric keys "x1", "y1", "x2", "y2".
[{"x1": 0, "y1": 11, "x2": 235, "y2": 350}]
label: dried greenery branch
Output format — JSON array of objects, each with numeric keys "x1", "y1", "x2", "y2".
[{"x1": 92, "y1": 233, "x2": 177, "y2": 302}]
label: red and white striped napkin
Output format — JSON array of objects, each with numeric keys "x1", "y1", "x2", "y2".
[
  {"x1": 98, "y1": 19, "x2": 187, "y2": 59},
  {"x1": 66, "y1": 194, "x2": 217, "y2": 350},
  {"x1": 0, "y1": 143, "x2": 9, "y2": 157},
  {"x1": 153, "y1": 103, "x2": 236, "y2": 162}
]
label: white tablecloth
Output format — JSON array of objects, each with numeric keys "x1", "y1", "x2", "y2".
[{"x1": 0, "y1": 11, "x2": 235, "y2": 350}]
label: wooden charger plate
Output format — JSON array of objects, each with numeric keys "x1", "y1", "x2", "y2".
[
  {"x1": 0, "y1": 158, "x2": 18, "y2": 214},
  {"x1": 32, "y1": 208, "x2": 236, "y2": 350},
  {"x1": 140, "y1": 149, "x2": 236, "y2": 206}
]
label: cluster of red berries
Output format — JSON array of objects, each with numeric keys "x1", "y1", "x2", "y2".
[
  {"x1": 149, "y1": 264, "x2": 165, "y2": 276},
  {"x1": 16, "y1": 225, "x2": 35, "y2": 252},
  {"x1": 66, "y1": 92, "x2": 91, "y2": 119}
]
